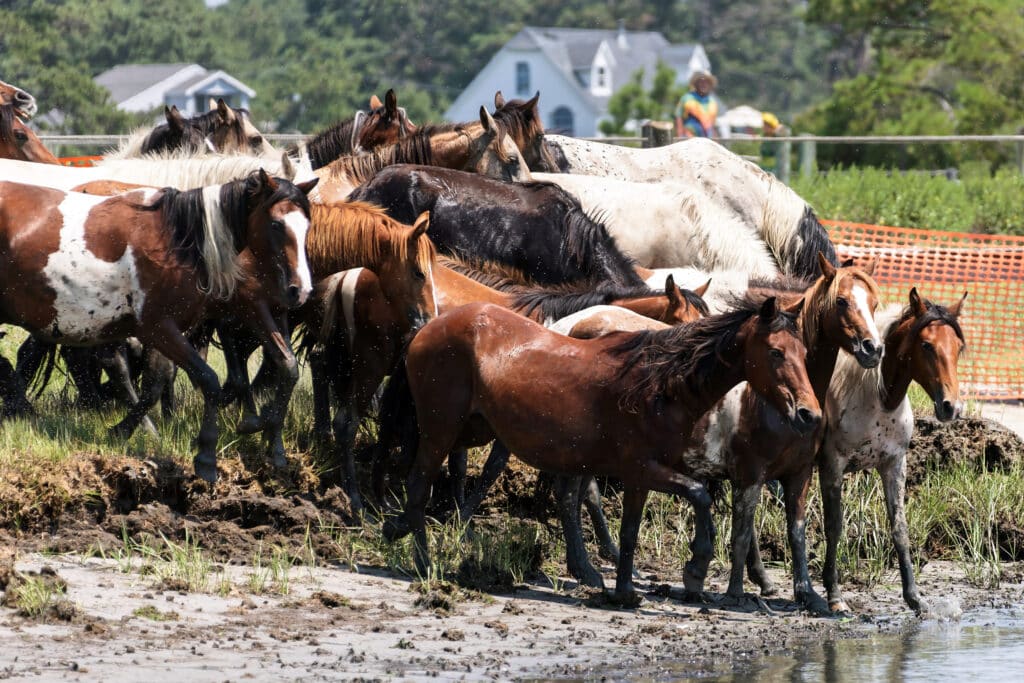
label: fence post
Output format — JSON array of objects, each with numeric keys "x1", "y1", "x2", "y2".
[
  {"x1": 1017, "y1": 140, "x2": 1024, "y2": 176},
  {"x1": 800, "y1": 136, "x2": 815, "y2": 178},
  {"x1": 777, "y1": 140, "x2": 791, "y2": 184},
  {"x1": 641, "y1": 120, "x2": 674, "y2": 148}
]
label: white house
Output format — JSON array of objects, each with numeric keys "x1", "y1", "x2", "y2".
[
  {"x1": 94, "y1": 63, "x2": 256, "y2": 116},
  {"x1": 445, "y1": 25, "x2": 711, "y2": 137}
]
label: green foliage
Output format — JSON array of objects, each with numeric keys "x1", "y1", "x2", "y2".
[
  {"x1": 790, "y1": 166, "x2": 1024, "y2": 234},
  {"x1": 600, "y1": 62, "x2": 683, "y2": 135}
]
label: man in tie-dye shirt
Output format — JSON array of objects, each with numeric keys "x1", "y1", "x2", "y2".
[{"x1": 674, "y1": 71, "x2": 720, "y2": 138}]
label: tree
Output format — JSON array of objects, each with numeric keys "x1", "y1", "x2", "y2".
[{"x1": 599, "y1": 62, "x2": 682, "y2": 135}]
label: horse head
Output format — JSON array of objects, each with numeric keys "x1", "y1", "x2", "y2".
[
  {"x1": 467, "y1": 106, "x2": 530, "y2": 182},
  {"x1": 897, "y1": 288, "x2": 968, "y2": 422},
  {"x1": 744, "y1": 296, "x2": 821, "y2": 435},
  {"x1": 813, "y1": 252, "x2": 884, "y2": 368},
  {"x1": 208, "y1": 99, "x2": 278, "y2": 157},
  {"x1": 243, "y1": 170, "x2": 319, "y2": 309},
  {"x1": 492, "y1": 90, "x2": 558, "y2": 172},
  {"x1": 140, "y1": 105, "x2": 210, "y2": 155},
  {"x1": 386, "y1": 211, "x2": 437, "y2": 331},
  {"x1": 663, "y1": 274, "x2": 710, "y2": 324},
  {"x1": 0, "y1": 104, "x2": 59, "y2": 163},
  {"x1": 356, "y1": 89, "x2": 417, "y2": 152},
  {"x1": 0, "y1": 78, "x2": 37, "y2": 119}
]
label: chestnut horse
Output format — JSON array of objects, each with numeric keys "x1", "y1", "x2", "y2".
[
  {"x1": 0, "y1": 171, "x2": 317, "y2": 482},
  {"x1": 0, "y1": 78, "x2": 37, "y2": 119},
  {"x1": 313, "y1": 108, "x2": 528, "y2": 203},
  {"x1": 0, "y1": 103, "x2": 59, "y2": 164},
  {"x1": 383, "y1": 298, "x2": 820, "y2": 604},
  {"x1": 289, "y1": 89, "x2": 418, "y2": 169},
  {"x1": 820, "y1": 288, "x2": 967, "y2": 614}
]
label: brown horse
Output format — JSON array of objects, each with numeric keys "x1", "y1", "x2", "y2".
[
  {"x1": 291, "y1": 89, "x2": 418, "y2": 169},
  {"x1": 0, "y1": 103, "x2": 59, "y2": 164},
  {"x1": 313, "y1": 107, "x2": 528, "y2": 203},
  {"x1": 820, "y1": 288, "x2": 967, "y2": 614},
  {"x1": 0, "y1": 171, "x2": 317, "y2": 482},
  {"x1": 491, "y1": 91, "x2": 560, "y2": 173},
  {"x1": 0, "y1": 78, "x2": 37, "y2": 119},
  {"x1": 382, "y1": 297, "x2": 820, "y2": 604}
]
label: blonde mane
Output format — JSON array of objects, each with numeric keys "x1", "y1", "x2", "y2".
[
  {"x1": 198, "y1": 185, "x2": 243, "y2": 300},
  {"x1": 306, "y1": 201, "x2": 435, "y2": 276},
  {"x1": 829, "y1": 304, "x2": 903, "y2": 405},
  {"x1": 96, "y1": 154, "x2": 293, "y2": 189}
]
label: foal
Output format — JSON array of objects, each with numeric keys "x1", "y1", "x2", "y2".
[
  {"x1": 820, "y1": 288, "x2": 967, "y2": 614},
  {"x1": 384, "y1": 298, "x2": 820, "y2": 604}
]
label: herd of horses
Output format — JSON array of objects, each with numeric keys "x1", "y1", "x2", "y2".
[{"x1": 0, "y1": 77, "x2": 969, "y2": 617}]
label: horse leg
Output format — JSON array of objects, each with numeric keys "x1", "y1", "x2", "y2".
[
  {"x1": 555, "y1": 474, "x2": 604, "y2": 589},
  {"x1": 726, "y1": 483, "x2": 761, "y2": 602},
  {"x1": 98, "y1": 344, "x2": 158, "y2": 436},
  {"x1": 307, "y1": 345, "x2": 333, "y2": 445},
  {"x1": 219, "y1": 326, "x2": 262, "y2": 434},
  {"x1": 63, "y1": 346, "x2": 104, "y2": 409},
  {"x1": 819, "y1": 455, "x2": 849, "y2": 613},
  {"x1": 744, "y1": 527, "x2": 778, "y2": 597},
  {"x1": 240, "y1": 306, "x2": 298, "y2": 469},
  {"x1": 580, "y1": 476, "x2": 620, "y2": 562},
  {"x1": 0, "y1": 353, "x2": 33, "y2": 418},
  {"x1": 137, "y1": 321, "x2": 222, "y2": 483},
  {"x1": 457, "y1": 440, "x2": 511, "y2": 521},
  {"x1": 781, "y1": 468, "x2": 830, "y2": 615},
  {"x1": 448, "y1": 448, "x2": 467, "y2": 514},
  {"x1": 611, "y1": 487, "x2": 649, "y2": 606},
  {"x1": 879, "y1": 456, "x2": 926, "y2": 614}
]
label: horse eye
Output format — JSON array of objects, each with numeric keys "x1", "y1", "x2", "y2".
[
  {"x1": 413, "y1": 268, "x2": 426, "y2": 281},
  {"x1": 769, "y1": 348, "x2": 784, "y2": 360},
  {"x1": 921, "y1": 341, "x2": 934, "y2": 353},
  {"x1": 270, "y1": 220, "x2": 285, "y2": 231},
  {"x1": 14, "y1": 130, "x2": 28, "y2": 142},
  {"x1": 836, "y1": 297, "x2": 849, "y2": 308}
]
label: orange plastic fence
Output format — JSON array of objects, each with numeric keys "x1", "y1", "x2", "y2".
[
  {"x1": 824, "y1": 219, "x2": 1024, "y2": 400},
  {"x1": 59, "y1": 155, "x2": 102, "y2": 167}
]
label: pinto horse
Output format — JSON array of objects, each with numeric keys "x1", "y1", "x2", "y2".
[
  {"x1": 0, "y1": 104, "x2": 59, "y2": 164},
  {"x1": 0, "y1": 78, "x2": 37, "y2": 119},
  {"x1": 313, "y1": 107, "x2": 528, "y2": 204},
  {"x1": 348, "y1": 165, "x2": 645, "y2": 288},
  {"x1": 289, "y1": 89, "x2": 418, "y2": 169},
  {"x1": 0, "y1": 171, "x2": 317, "y2": 482},
  {"x1": 820, "y1": 288, "x2": 967, "y2": 614},
  {"x1": 383, "y1": 297, "x2": 819, "y2": 603}
]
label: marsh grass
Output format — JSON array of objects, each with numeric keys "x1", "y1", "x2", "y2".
[{"x1": 6, "y1": 574, "x2": 62, "y2": 618}]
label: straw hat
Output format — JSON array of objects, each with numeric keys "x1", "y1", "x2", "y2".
[{"x1": 688, "y1": 70, "x2": 718, "y2": 90}]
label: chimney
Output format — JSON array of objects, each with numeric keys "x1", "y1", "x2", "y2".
[{"x1": 617, "y1": 19, "x2": 628, "y2": 49}]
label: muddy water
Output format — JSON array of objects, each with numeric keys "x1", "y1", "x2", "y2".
[{"x1": 625, "y1": 608, "x2": 1024, "y2": 682}]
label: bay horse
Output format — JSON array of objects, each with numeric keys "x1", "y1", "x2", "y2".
[
  {"x1": 382, "y1": 298, "x2": 819, "y2": 603},
  {"x1": 288, "y1": 89, "x2": 418, "y2": 169},
  {"x1": 313, "y1": 107, "x2": 528, "y2": 204},
  {"x1": 491, "y1": 91, "x2": 560, "y2": 173},
  {"x1": 0, "y1": 103, "x2": 60, "y2": 164},
  {"x1": 820, "y1": 288, "x2": 967, "y2": 614},
  {"x1": 541, "y1": 135, "x2": 838, "y2": 276},
  {"x1": 0, "y1": 171, "x2": 317, "y2": 482},
  {"x1": 532, "y1": 171, "x2": 826, "y2": 278},
  {"x1": 347, "y1": 165, "x2": 646, "y2": 288},
  {"x1": 0, "y1": 78, "x2": 37, "y2": 119}
]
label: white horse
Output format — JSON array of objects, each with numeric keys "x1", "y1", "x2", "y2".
[
  {"x1": 820, "y1": 289, "x2": 967, "y2": 615},
  {"x1": 541, "y1": 135, "x2": 836, "y2": 278},
  {"x1": 532, "y1": 172, "x2": 781, "y2": 277}
]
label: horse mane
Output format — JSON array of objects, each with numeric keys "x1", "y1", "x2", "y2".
[
  {"x1": 611, "y1": 293, "x2": 798, "y2": 413},
  {"x1": 305, "y1": 200, "x2": 435, "y2": 276},
  {"x1": 562, "y1": 206, "x2": 645, "y2": 288},
  {"x1": 0, "y1": 104, "x2": 16, "y2": 143},
  {"x1": 290, "y1": 116, "x2": 358, "y2": 169},
  {"x1": 438, "y1": 254, "x2": 539, "y2": 290},
  {"x1": 512, "y1": 283, "x2": 708, "y2": 321},
  {"x1": 828, "y1": 304, "x2": 901, "y2": 406},
  {"x1": 96, "y1": 154, "x2": 289, "y2": 188},
  {"x1": 759, "y1": 177, "x2": 838, "y2": 277},
  {"x1": 321, "y1": 123, "x2": 467, "y2": 186}
]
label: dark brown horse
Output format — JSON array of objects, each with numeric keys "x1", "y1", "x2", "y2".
[
  {"x1": 137, "y1": 105, "x2": 211, "y2": 156},
  {"x1": 0, "y1": 171, "x2": 317, "y2": 482},
  {"x1": 382, "y1": 297, "x2": 820, "y2": 604},
  {"x1": 289, "y1": 89, "x2": 418, "y2": 169},
  {"x1": 491, "y1": 91, "x2": 560, "y2": 173},
  {"x1": 0, "y1": 103, "x2": 59, "y2": 164},
  {"x1": 820, "y1": 288, "x2": 967, "y2": 614}
]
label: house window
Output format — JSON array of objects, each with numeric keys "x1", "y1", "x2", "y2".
[
  {"x1": 516, "y1": 62, "x2": 530, "y2": 95},
  {"x1": 597, "y1": 67, "x2": 607, "y2": 89},
  {"x1": 551, "y1": 106, "x2": 574, "y2": 136}
]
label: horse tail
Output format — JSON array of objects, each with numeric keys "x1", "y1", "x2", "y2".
[
  {"x1": 787, "y1": 206, "x2": 838, "y2": 278},
  {"x1": 372, "y1": 352, "x2": 419, "y2": 506}
]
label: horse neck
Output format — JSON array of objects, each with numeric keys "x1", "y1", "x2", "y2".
[
  {"x1": 879, "y1": 317, "x2": 916, "y2": 411},
  {"x1": 435, "y1": 265, "x2": 510, "y2": 312},
  {"x1": 798, "y1": 281, "x2": 842, "y2": 402},
  {"x1": 428, "y1": 128, "x2": 473, "y2": 169},
  {"x1": 612, "y1": 295, "x2": 667, "y2": 322},
  {"x1": 304, "y1": 118, "x2": 355, "y2": 169}
]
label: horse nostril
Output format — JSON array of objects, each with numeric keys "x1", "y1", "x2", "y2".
[
  {"x1": 939, "y1": 400, "x2": 955, "y2": 420},
  {"x1": 796, "y1": 407, "x2": 817, "y2": 426},
  {"x1": 862, "y1": 339, "x2": 877, "y2": 356},
  {"x1": 287, "y1": 284, "x2": 300, "y2": 300}
]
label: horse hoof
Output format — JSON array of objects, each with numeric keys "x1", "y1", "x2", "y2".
[
  {"x1": 573, "y1": 568, "x2": 605, "y2": 590},
  {"x1": 683, "y1": 565, "x2": 707, "y2": 594},
  {"x1": 608, "y1": 588, "x2": 642, "y2": 608},
  {"x1": 679, "y1": 590, "x2": 711, "y2": 604},
  {"x1": 798, "y1": 590, "x2": 832, "y2": 617},
  {"x1": 760, "y1": 583, "x2": 779, "y2": 598},
  {"x1": 236, "y1": 414, "x2": 263, "y2": 435},
  {"x1": 110, "y1": 420, "x2": 137, "y2": 441},
  {"x1": 267, "y1": 444, "x2": 288, "y2": 469},
  {"x1": 829, "y1": 599, "x2": 852, "y2": 615},
  {"x1": 141, "y1": 416, "x2": 159, "y2": 438},
  {"x1": 193, "y1": 456, "x2": 218, "y2": 484},
  {"x1": 382, "y1": 516, "x2": 410, "y2": 541}
]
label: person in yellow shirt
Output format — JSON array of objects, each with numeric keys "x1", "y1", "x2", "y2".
[{"x1": 674, "y1": 71, "x2": 720, "y2": 138}]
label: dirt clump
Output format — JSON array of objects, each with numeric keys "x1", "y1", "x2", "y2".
[{"x1": 907, "y1": 416, "x2": 1024, "y2": 486}]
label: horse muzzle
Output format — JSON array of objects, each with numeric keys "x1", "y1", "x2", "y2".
[
  {"x1": 933, "y1": 397, "x2": 962, "y2": 422},
  {"x1": 791, "y1": 405, "x2": 822, "y2": 435},
  {"x1": 287, "y1": 284, "x2": 309, "y2": 309},
  {"x1": 853, "y1": 337, "x2": 883, "y2": 369},
  {"x1": 14, "y1": 90, "x2": 37, "y2": 120}
]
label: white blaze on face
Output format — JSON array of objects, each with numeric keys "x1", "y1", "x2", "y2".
[
  {"x1": 42, "y1": 192, "x2": 145, "y2": 342},
  {"x1": 282, "y1": 209, "x2": 313, "y2": 296},
  {"x1": 852, "y1": 284, "x2": 881, "y2": 344}
]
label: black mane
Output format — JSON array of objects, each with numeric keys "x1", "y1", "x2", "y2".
[
  {"x1": 288, "y1": 116, "x2": 358, "y2": 169},
  {"x1": 789, "y1": 206, "x2": 839, "y2": 278}
]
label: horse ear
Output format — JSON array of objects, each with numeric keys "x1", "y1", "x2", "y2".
[
  {"x1": 948, "y1": 291, "x2": 968, "y2": 318},
  {"x1": 216, "y1": 98, "x2": 235, "y2": 123},
  {"x1": 693, "y1": 278, "x2": 712, "y2": 298},
  {"x1": 295, "y1": 177, "x2": 319, "y2": 196},
  {"x1": 909, "y1": 287, "x2": 928, "y2": 317},
  {"x1": 384, "y1": 89, "x2": 397, "y2": 114},
  {"x1": 256, "y1": 168, "x2": 277, "y2": 193},
  {"x1": 527, "y1": 91, "x2": 541, "y2": 110},
  {"x1": 479, "y1": 105, "x2": 497, "y2": 133},
  {"x1": 280, "y1": 152, "x2": 295, "y2": 180},
  {"x1": 818, "y1": 252, "x2": 836, "y2": 280},
  {"x1": 840, "y1": 258, "x2": 855, "y2": 268},
  {"x1": 861, "y1": 257, "x2": 877, "y2": 276},
  {"x1": 494, "y1": 91, "x2": 506, "y2": 109},
  {"x1": 785, "y1": 296, "x2": 805, "y2": 318},
  {"x1": 369, "y1": 94, "x2": 383, "y2": 110},
  {"x1": 165, "y1": 105, "x2": 186, "y2": 131},
  {"x1": 664, "y1": 275, "x2": 685, "y2": 308},
  {"x1": 409, "y1": 211, "x2": 430, "y2": 240}
]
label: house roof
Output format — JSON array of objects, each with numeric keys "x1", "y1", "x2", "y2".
[
  {"x1": 511, "y1": 26, "x2": 701, "y2": 110},
  {"x1": 94, "y1": 63, "x2": 197, "y2": 104},
  {"x1": 167, "y1": 70, "x2": 256, "y2": 98}
]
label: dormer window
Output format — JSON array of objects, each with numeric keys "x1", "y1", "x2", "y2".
[
  {"x1": 597, "y1": 67, "x2": 607, "y2": 89},
  {"x1": 516, "y1": 62, "x2": 530, "y2": 95}
]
